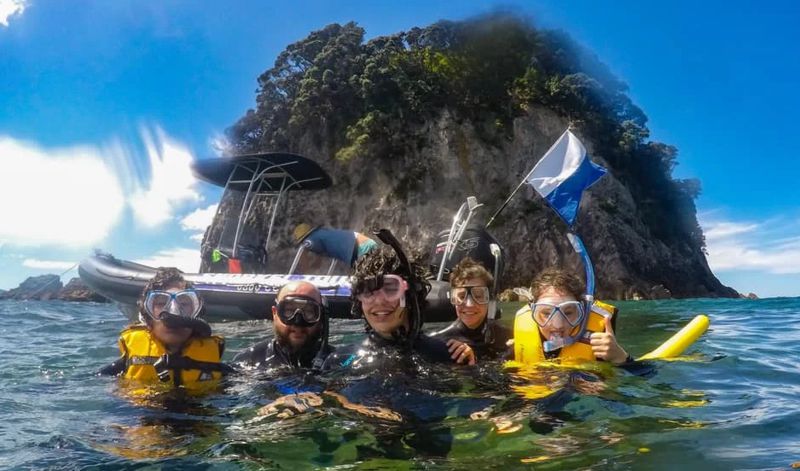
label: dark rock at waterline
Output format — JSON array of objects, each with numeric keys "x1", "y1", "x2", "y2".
[
  {"x1": 0, "y1": 275, "x2": 108, "y2": 302},
  {"x1": 498, "y1": 289, "x2": 521, "y2": 303},
  {"x1": 0, "y1": 274, "x2": 62, "y2": 300},
  {"x1": 57, "y1": 277, "x2": 108, "y2": 302}
]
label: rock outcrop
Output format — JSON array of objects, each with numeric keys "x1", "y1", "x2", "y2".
[
  {"x1": 0, "y1": 275, "x2": 107, "y2": 302},
  {"x1": 200, "y1": 17, "x2": 739, "y2": 300},
  {"x1": 57, "y1": 277, "x2": 108, "y2": 302},
  {"x1": 0, "y1": 275, "x2": 62, "y2": 300},
  {"x1": 203, "y1": 109, "x2": 738, "y2": 300}
]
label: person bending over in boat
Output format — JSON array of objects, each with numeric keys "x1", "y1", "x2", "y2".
[
  {"x1": 233, "y1": 281, "x2": 332, "y2": 370},
  {"x1": 293, "y1": 223, "x2": 378, "y2": 267},
  {"x1": 431, "y1": 257, "x2": 511, "y2": 362},
  {"x1": 515, "y1": 268, "x2": 631, "y2": 365},
  {"x1": 98, "y1": 267, "x2": 233, "y2": 389}
]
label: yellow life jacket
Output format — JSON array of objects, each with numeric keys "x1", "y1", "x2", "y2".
[
  {"x1": 513, "y1": 300, "x2": 618, "y2": 365},
  {"x1": 118, "y1": 326, "x2": 225, "y2": 388}
]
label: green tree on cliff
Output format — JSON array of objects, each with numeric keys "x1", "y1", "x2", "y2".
[{"x1": 227, "y1": 13, "x2": 704, "y2": 250}]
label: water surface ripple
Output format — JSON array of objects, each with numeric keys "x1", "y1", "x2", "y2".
[{"x1": 0, "y1": 298, "x2": 797, "y2": 470}]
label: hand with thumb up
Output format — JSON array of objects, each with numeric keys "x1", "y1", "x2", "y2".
[{"x1": 589, "y1": 316, "x2": 630, "y2": 365}]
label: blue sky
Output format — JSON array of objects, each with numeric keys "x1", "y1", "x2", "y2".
[{"x1": 1, "y1": 0, "x2": 798, "y2": 297}]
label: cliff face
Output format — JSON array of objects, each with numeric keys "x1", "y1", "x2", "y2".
[
  {"x1": 203, "y1": 107, "x2": 735, "y2": 299},
  {"x1": 202, "y1": 17, "x2": 737, "y2": 300}
]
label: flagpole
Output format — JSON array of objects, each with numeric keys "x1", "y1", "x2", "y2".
[
  {"x1": 485, "y1": 177, "x2": 529, "y2": 228},
  {"x1": 485, "y1": 128, "x2": 572, "y2": 229}
]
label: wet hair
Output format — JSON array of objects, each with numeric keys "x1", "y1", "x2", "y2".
[
  {"x1": 137, "y1": 267, "x2": 196, "y2": 323},
  {"x1": 350, "y1": 246, "x2": 431, "y2": 317},
  {"x1": 449, "y1": 257, "x2": 493, "y2": 288},
  {"x1": 530, "y1": 268, "x2": 585, "y2": 301}
]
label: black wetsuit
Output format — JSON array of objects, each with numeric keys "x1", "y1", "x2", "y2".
[
  {"x1": 430, "y1": 319, "x2": 512, "y2": 360},
  {"x1": 322, "y1": 331, "x2": 452, "y2": 371},
  {"x1": 233, "y1": 339, "x2": 334, "y2": 370}
]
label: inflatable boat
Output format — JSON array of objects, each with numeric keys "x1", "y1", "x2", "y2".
[
  {"x1": 78, "y1": 252, "x2": 456, "y2": 321},
  {"x1": 79, "y1": 152, "x2": 504, "y2": 322}
]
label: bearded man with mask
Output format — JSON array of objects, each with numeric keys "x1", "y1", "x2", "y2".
[{"x1": 234, "y1": 281, "x2": 332, "y2": 370}]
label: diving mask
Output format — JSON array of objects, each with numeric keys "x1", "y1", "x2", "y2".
[
  {"x1": 450, "y1": 286, "x2": 491, "y2": 306},
  {"x1": 531, "y1": 301, "x2": 587, "y2": 353},
  {"x1": 144, "y1": 289, "x2": 202, "y2": 320},
  {"x1": 530, "y1": 301, "x2": 585, "y2": 328},
  {"x1": 354, "y1": 274, "x2": 407, "y2": 306},
  {"x1": 275, "y1": 295, "x2": 324, "y2": 326}
]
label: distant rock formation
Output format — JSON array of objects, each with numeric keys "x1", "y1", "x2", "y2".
[
  {"x1": 57, "y1": 277, "x2": 108, "y2": 302},
  {"x1": 0, "y1": 274, "x2": 62, "y2": 300},
  {"x1": 0, "y1": 275, "x2": 107, "y2": 302},
  {"x1": 742, "y1": 292, "x2": 759, "y2": 300}
]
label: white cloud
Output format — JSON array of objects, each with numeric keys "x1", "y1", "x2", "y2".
[
  {"x1": 135, "y1": 247, "x2": 200, "y2": 273},
  {"x1": 22, "y1": 259, "x2": 76, "y2": 270},
  {"x1": 180, "y1": 203, "x2": 218, "y2": 232},
  {"x1": 0, "y1": 137, "x2": 125, "y2": 247},
  {"x1": 701, "y1": 215, "x2": 800, "y2": 274},
  {"x1": 129, "y1": 127, "x2": 201, "y2": 228},
  {"x1": 0, "y1": 0, "x2": 25, "y2": 27},
  {"x1": 208, "y1": 133, "x2": 231, "y2": 156}
]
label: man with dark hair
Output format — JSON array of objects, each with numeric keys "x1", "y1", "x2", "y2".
[
  {"x1": 431, "y1": 257, "x2": 511, "y2": 361},
  {"x1": 233, "y1": 280, "x2": 332, "y2": 370},
  {"x1": 323, "y1": 245, "x2": 455, "y2": 370},
  {"x1": 99, "y1": 267, "x2": 232, "y2": 389}
]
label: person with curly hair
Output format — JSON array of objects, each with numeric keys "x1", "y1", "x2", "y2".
[
  {"x1": 323, "y1": 244, "x2": 467, "y2": 370},
  {"x1": 98, "y1": 267, "x2": 233, "y2": 388}
]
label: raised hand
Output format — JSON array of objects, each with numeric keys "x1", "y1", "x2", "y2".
[{"x1": 589, "y1": 315, "x2": 629, "y2": 365}]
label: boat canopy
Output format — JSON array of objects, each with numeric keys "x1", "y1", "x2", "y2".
[
  {"x1": 191, "y1": 152, "x2": 332, "y2": 264},
  {"x1": 192, "y1": 152, "x2": 332, "y2": 192}
]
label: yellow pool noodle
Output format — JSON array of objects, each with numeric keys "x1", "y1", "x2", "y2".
[{"x1": 638, "y1": 314, "x2": 710, "y2": 360}]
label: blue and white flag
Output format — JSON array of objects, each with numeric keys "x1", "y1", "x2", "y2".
[{"x1": 525, "y1": 129, "x2": 607, "y2": 227}]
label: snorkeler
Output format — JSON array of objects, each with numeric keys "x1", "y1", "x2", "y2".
[
  {"x1": 515, "y1": 268, "x2": 631, "y2": 365},
  {"x1": 431, "y1": 257, "x2": 511, "y2": 361},
  {"x1": 233, "y1": 281, "x2": 332, "y2": 370},
  {"x1": 323, "y1": 229, "x2": 463, "y2": 370},
  {"x1": 98, "y1": 267, "x2": 233, "y2": 387}
]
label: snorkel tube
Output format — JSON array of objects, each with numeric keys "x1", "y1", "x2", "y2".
[
  {"x1": 541, "y1": 232, "x2": 596, "y2": 353},
  {"x1": 310, "y1": 297, "x2": 330, "y2": 371},
  {"x1": 373, "y1": 228, "x2": 424, "y2": 348}
]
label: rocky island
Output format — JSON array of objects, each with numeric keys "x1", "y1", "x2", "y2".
[{"x1": 199, "y1": 14, "x2": 737, "y2": 300}]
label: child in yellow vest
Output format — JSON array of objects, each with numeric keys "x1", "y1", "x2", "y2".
[
  {"x1": 99, "y1": 268, "x2": 232, "y2": 388},
  {"x1": 514, "y1": 268, "x2": 631, "y2": 365}
]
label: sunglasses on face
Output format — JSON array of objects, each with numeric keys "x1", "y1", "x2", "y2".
[
  {"x1": 144, "y1": 290, "x2": 202, "y2": 320},
  {"x1": 450, "y1": 286, "x2": 491, "y2": 306},
  {"x1": 275, "y1": 295, "x2": 323, "y2": 326}
]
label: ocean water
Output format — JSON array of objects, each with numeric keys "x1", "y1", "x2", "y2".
[{"x1": 0, "y1": 298, "x2": 798, "y2": 470}]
